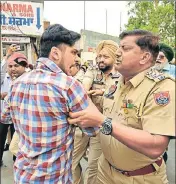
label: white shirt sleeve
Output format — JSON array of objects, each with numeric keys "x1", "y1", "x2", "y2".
[{"x1": 1, "y1": 58, "x2": 8, "y2": 83}]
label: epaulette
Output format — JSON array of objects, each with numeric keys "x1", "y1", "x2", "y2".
[{"x1": 145, "y1": 68, "x2": 166, "y2": 82}]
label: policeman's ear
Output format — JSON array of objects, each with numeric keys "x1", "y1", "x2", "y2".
[
  {"x1": 50, "y1": 47, "x2": 62, "y2": 61},
  {"x1": 139, "y1": 52, "x2": 152, "y2": 65}
]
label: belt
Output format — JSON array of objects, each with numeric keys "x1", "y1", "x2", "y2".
[{"x1": 109, "y1": 159, "x2": 162, "y2": 177}]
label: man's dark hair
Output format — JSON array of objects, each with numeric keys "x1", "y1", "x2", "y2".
[
  {"x1": 119, "y1": 29, "x2": 160, "y2": 61},
  {"x1": 39, "y1": 24, "x2": 81, "y2": 57}
]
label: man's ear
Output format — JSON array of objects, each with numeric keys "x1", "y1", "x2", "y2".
[
  {"x1": 50, "y1": 47, "x2": 62, "y2": 61},
  {"x1": 139, "y1": 52, "x2": 152, "y2": 65}
]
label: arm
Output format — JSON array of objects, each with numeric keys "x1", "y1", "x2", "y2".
[
  {"x1": 68, "y1": 104, "x2": 169, "y2": 159},
  {"x1": 66, "y1": 78, "x2": 99, "y2": 137},
  {"x1": 82, "y1": 68, "x2": 94, "y2": 91},
  {"x1": 68, "y1": 80, "x2": 175, "y2": 159},
  {"x1": 111, "y1": 123, "x2": 169, "y2": 159},
  {"x1": 1, "y1": 44, "x2": 17, "y2": 82},
  {"x1": 1, "y1": 93, "x2": 12, "y2": 124}
]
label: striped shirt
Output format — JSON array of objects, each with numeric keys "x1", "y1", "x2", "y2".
[{"x1": 1, "y1": 57, "x2": 98, "y2": 184}]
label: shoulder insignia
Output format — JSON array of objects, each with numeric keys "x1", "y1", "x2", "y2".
[
  {"x1": 146, "y1": 68, "x2": 166, "y2": 82},
  {"x1": 104, "y1": 81, "x2": 118, "y2": 99},
  {"x1": 153, "y1": 91, "x2": 170, "y2": 106}
]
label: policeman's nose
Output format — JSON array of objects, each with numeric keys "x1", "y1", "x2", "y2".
[
  {"x1": 97, "y1": 57, "x2": 104, "y2": 63},
  {"x1": 115, "y1": 49, "x2": 122, "y2": 58}
]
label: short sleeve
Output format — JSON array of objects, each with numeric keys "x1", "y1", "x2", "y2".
[
  {"x1": 67, "y1": 79, "x2": 99, "y2": 137},
  {"x1": 142, "y1": 79, "x2": 175, "y2": 137},
  {"x1": 67, "y1": 79, "x2": 88, "y2": 112},
  {"x1": 82, "y1": 69, "x2": 94, "y2": 91}
]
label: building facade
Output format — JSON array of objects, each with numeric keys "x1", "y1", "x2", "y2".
[
  {"x1": 0, "y1": 1, "x2": 44, "y2": 63},
  {"x1": 80, "y1": 29, "x2": 119, "y2": 66}
]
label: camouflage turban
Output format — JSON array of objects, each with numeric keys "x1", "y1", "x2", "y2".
[
  {"x1": 159, "y1": 43, "x2": 174, "y2": 62},
  {"x1": 96, "y1": 40, "x2": 119, "y2": 61}
]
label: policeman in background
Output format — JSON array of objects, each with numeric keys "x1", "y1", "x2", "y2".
[
  {"x1": 72, "y1": 40, "x2": 120, "y2": 184},
  {"x1": 71, "y1": 57, "x2": 90, "y2": 184},
  {"x1": 69, "y1": 30, "x2": 175, "y2": 184}
]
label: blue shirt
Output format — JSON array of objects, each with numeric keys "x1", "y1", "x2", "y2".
[{"x1": 163, "y1": 63, "x2": 176, "y2": 78}]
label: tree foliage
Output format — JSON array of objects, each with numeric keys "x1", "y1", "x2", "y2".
[{"x1": 125, "y1": 0, "x2": 175, "y2": 48}]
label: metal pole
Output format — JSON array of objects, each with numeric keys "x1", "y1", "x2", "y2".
[
  {"x1": 120, "y1": 11, "x2": 122, "y2": 34},
  {"x1": 84, "y1": 1, "x2": 86, "y2": 30},
  {"x1": 106, "y1": 9, "x2": 107, "y2": 34}
]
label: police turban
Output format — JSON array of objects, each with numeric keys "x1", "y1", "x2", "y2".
[
  {"x1": 159, "y1": 43, "x2": 174, "y2": 62},
  {"x1": 96, "y1": 40, "x2": 119, "y2": 61}
]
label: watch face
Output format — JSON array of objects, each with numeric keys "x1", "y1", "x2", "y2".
[{"x1": 100, "y1": 118, "x2": 112, "y2": 135}]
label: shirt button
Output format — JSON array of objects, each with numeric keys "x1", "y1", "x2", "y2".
[{"x1": 121, "y1": 93, "x2": 125, "y2": 97}]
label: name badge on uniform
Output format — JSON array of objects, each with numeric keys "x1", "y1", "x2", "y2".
[
  {"x1": 93, "y1": 72, "x2": 104, "y2": 85},
  {"x1": 96, "y1": 72, "x2": 103, "y2": 81},
  {"x1": 112, "y1": 73, "x2": 121, "y2": 79}
]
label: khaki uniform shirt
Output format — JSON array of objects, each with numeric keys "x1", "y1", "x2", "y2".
[
  {"x1": 74, "y1": 69, "x2": 85, "y2": 84},
  {"x1": 82, "y1": 67, "x2": 121, "y2": 113},
  {"x1": 101, "y1": 68, "x2": 175, "y2": 171}
]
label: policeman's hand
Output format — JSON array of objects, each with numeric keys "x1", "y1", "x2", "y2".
[
  {"x1": 68, "y1": 99, "x2": 106, "y2": 128},
  {"x1": 87, "y1": 89, "x2": 104, "y2": 96}
]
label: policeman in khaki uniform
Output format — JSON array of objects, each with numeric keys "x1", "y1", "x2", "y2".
[
  {"x1": 70, "y1": 56, "x2": 90, "y2": 184},
  {"x1": 68, "y1": 30, "x2": 175, "y2": 184},
  {"x1": 72, "y1": 40, "x2": 120, "y2": 184}
]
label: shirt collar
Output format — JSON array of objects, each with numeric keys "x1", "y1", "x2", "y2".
[
  {"x1": 129, "y1": 71, "x2": 147, "y2": 88},
  {"x1": 118, "y1": 69, "x2": 150, "y2": 88},
  {"x1": 37, "y1": 57, "x2": 62, "y2": 73}
]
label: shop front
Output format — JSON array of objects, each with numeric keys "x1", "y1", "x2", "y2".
[{"x1": 0, "y1": 1, "x2": 43, "y2": 63}]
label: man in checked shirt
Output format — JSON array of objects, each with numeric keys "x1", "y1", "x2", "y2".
[{"x1": 1, "y1": 24, "x2": 98, "y2": 184}]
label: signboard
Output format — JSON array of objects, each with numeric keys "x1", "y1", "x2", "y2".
[
  {"x1": 1, "y1": 36, "x2": 30, "y2": 43},
  {"x1": 0, "y1": 1, "x2": 43, "y2": 36}
]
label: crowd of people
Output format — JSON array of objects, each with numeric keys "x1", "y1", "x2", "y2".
[{"x1": 0, "y1": 24, "x2": 175, "y2": 184}]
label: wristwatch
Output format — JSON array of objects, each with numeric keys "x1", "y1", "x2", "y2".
[{"x1": 100, "y1": 117, "x2": 112, "y2": 135}]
